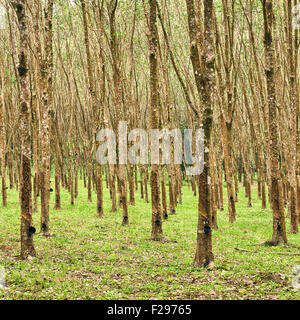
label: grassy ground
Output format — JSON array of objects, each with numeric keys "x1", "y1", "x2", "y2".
[{"x1": 0, "y1": 177, "x2": 299, "y2": 300}]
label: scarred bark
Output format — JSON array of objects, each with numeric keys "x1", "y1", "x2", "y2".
[
  {"x1": 262, "y1": 0, "x2": 288, "y2": 245},
  {"x1": 13, "y1": 0, "x2": 36, "y2": 259},
  {"x1": 148, "y1": 0, "x2": 163, "y2": 240},
  {"x1": 186, "y1": 0, "x2": 215, "y2": 268}
]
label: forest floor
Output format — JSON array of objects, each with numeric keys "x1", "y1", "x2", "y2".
[{"x1": 0, "y1": 179, "x2": 299, "y2": 300}]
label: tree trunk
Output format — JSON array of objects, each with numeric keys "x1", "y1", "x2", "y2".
[
  {"x1": 262, "y1": 0, "x2": 287, "y2": 245},
  {"x1": 186, "y1": 0, "x2": 215, "y2": 268},
  {"x1": 148, "y1": 0, "x2": 163, "y2": 240},
  {"x1": 13, "y1": 0, "x2": 36, "y2": 259}
]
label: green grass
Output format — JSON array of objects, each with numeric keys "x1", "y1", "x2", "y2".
[{"x1": 0, "y1": 178, "x2": 299, "y2": 300}]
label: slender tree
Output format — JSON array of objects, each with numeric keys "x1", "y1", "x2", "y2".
[
  {"x1": 148, "y1": 0, "x2": 163, "y2": 240},
  {"x1": 261, "y1": 0, "x2": 287, "y2": 245},
  {"x1": 185, "y1": 0, "x2": 215, "y2": 268},
  {"x1": 12, "y1": 0, "x2": 36, "y2": 259}
]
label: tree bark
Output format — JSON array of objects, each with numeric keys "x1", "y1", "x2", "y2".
[
  {"x1": 13, "y1": 0, "x2": 36, "y2": 259},
  {"x1": 148, "y1": 0, "x2": 163, "y2": 240},
  {"x1": 186, "y1": 0, "x2": 215, "y2": 268},
  {"x1": 262, "y1": 0, "x2": 288, "y2": 245}
]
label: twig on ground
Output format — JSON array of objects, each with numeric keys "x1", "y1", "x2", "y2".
[{"x1": 235, "y1": 247, "x2": 300, "y2": 256}]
